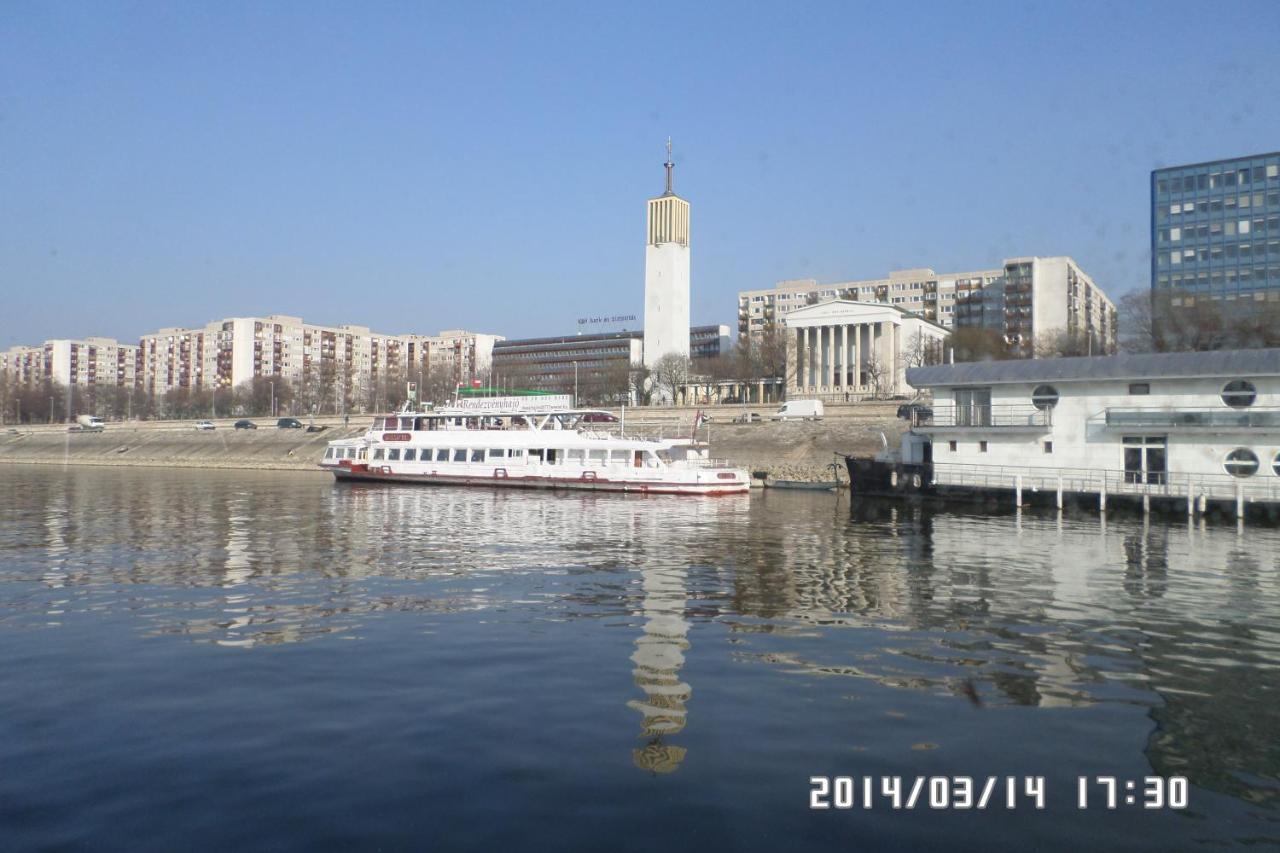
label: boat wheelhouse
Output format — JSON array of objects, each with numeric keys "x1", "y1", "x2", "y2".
[{"x1": 320, "y1": 405, "x2": 749, "y2": 496}]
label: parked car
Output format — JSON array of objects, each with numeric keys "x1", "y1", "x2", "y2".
[
  {"x1": 276, "y1": 418, "x2": 304, "y2": 429},
  {"x1": 194, "y1": 420, "x2": 216, "y2": 431},
  {"x1": 896, "y1": 403, "x2": 933, "y2": 422},
  {"x1": 580, "y1": 412, "x2": 619, "y2": 423},
  {"x1": 732, "y1": 412, "x2": 762, "y2": 424},
  {"x1": 234, "y1": 419, "x2": 257, "y2": 430},
  {"x1": 305, "y1": 424, "x2": 327, "y2": 433}
]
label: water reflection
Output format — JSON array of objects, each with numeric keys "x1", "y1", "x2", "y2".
[
  {"x1": 628, "y1": 566, "x2": 691, "y2": 774},
  {"x1": 1, "y1": 467, "x2": 1278, "y2": 820}
]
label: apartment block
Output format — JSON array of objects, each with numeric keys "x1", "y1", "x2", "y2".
[
  {"x1": 739, "y1": 256, "x2": 1116, "y2": 358},
  {"x1": 2, "y1": 338, "x2": 140, "y2": 389},
  {"x1": 137, "y1": 316, "x2": 503, "y2": 400}
]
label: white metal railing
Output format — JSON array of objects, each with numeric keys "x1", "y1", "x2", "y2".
[
  {"x1": 930, "y1": 462, "x2": 1280, "y2": 503},
  {"x1": 923, "y1": 404, "x2": 1051, "y2": 429}
]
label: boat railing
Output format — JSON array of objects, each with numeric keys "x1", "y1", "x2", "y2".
[
  {"x1": 669, "y1": 456, "x2": 738, "y2": 469},
  {"x1": 920, "y1": 404, "x2": 1051, "y2": 429},
  {"x1": 931, "y1": 462, "x2": 1280, "y2": 503}
]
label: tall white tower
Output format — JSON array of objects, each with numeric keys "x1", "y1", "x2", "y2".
[{"x1": 643, "y1": 139, "x2": 691, "y2": 375}]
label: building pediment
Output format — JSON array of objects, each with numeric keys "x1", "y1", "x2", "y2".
[{"x1": 783, "y1": 300, "x2": 907, "y2": 327}]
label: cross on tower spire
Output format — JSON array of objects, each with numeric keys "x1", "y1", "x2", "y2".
[{"x1": 664, "y1": 137, "x2": 674, "y2": 195}]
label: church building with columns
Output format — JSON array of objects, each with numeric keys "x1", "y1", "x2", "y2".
[{"x1": 784, "y1": 301, "x2": 950, "y2": 399}]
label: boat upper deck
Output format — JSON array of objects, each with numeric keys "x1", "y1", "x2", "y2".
[{"x1": 367, "y1": 408, "x2": 621, "y2": 435}]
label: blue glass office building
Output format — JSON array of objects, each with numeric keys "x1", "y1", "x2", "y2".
[{"x1": 1152, "y1": 152, "x2": 1280, "y2": 302}]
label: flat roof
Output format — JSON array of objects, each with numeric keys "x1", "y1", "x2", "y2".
[
  {"x1": 907, "y1": 348, "x2": 1280, "y2": 387},
  {"x1": 494, "y1": 324, "x2": 724, "y2": 350},
  {"x1": 1152, "y1": 151, "x2": 1280, "y2": 174}
]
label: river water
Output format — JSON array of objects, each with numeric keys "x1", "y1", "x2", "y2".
[{"x1": 1, "y1": 465, "x2": 1278, "y2": 851}]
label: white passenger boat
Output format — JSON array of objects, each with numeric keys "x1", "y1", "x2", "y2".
[{"x1": 319, "y1": 403, "x2": 750, "y2": 496}]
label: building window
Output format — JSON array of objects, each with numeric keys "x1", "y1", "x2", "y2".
[
  {"x1": 1044, "y1": 441, "x2": 1053, "y2": 454},
  {"x1": 978, "y1": 441, "x2": 988, "y2": 453},
  {"x1": 1224, "y1": 448, "x2": 1259, "y2": 478},
  {"x1": 1128, "y1": 383, "x2": 1150, "y2": 395},
  {"x1": 1030, "y1": 385, "x2": 1059, "y2": 410},
  {"x1": 948, "y1": 440, "x2": 957, "y2": 452},
  {"x1": 1221, "y1": 379, "x2": 1257, "y2": 408}
]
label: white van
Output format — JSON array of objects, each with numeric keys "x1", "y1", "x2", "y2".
[
  {"x1": 770, "y1": 400, "x2": 824, "y2": 421},
  {"x1": 73, "y1": 415, "x2": 105, "y2": 432}
]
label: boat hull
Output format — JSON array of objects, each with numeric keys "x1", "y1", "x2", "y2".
[
  {"x1": 843, "y1": 455, "x2": 935, "y2": 499},
  {"x1": 327, "y1": 464, "x2": 750, "y2": 496}
]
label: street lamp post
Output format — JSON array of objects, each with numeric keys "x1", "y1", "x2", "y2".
[
  {"x1": 572, "y1": 361, "x2": 578, "y2": 407},
  {"x1": 269, "y1": 381, "x2": 275, "y2": 418}
]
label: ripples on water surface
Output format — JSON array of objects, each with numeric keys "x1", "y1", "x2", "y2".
[{"x1": 1, "y1": 465, "x2": 1278, "y2": 851}]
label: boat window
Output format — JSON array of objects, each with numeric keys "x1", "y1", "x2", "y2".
[
  {"x1": 1128, "y1": 383, "x2": 1150, "y2": 395},
  {"x1": 387, "y1": 448, "x2": 401, "y2": 461},
  {"x1": 324, "y1": 447, "x2": 334, "y2": 459},
  {"x1": 546, "y1": 449, "x2": 559, "y2": 464},
  {"x1": 373, "y1": 448, "x2": 384, "y2": 460},
  {"x1": 488, "y1": 449, "x2": 505, "y2": 459},
  {"x1": 610, "y1": 450, "x2": 629, "y2": 464},
  {"x1": 1030, "y1": 385, "x2": 1059, "y2": 410},
  {"x1": 399, "y1": 417, "x2": 414, "y2": 430},
  {"x1": 567, "y1": 448, "x2": 585, "y2": 462},
  {"x1": 1221, "y1": 380, "x2": 1257, "y2": 408},
  {"x1": 1224, "y1": 448, "x2": 1259, "y2": 477},
  {"x1": 508, "y1": 448, "x2": 524, "y2": 458},
  {"x1": 1274, "y1": 452, "x2": 1280, "y2": 477},
  {"x1": 452, "y1": 449, "x2": 467, "y2": 462},
  {"x1": 470, "y1": 449, "x2": 484, "y2": 462},
  {"x1": 358, "y1": 449, "x2": 367, "y2": 460},
  {"x1": 529, "y1": 449, "x2": 545, "y2": 463},
  {"x1": 403, "y1": 449, "x2": 416, "y2": 461},
  {"x1": 436, "y1": 449, "x2": 450, "y2": 462},
  {"x1": 588, "y1": 449, "x2": 607, "y2": 464}
]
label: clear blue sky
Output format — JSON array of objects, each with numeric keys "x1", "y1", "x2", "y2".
[{"x1": 3, "y1": 1, "x2": 1279, "y2": 348}]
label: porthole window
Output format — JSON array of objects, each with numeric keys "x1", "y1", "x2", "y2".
[
  {"x1": 1031, "y1": 385, "x2": 1059, "y2": 410},
  {"x1": 1274, "y1": 451, "x2": 1280, "y2": 477},
  {"x1": 1224, "y1": 448, "x2": 1259, "y2": 478},
  {"x1": 1221, "y1": 380, "x2": 1257, "y2": 408}
]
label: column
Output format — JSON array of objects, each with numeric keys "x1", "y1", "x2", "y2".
[
  {"x1": 840, "y1": 325, "x2": 847, "y2": 388},
  {"x1": 799, "y1": 327, "x2": 808, "y2": 390},
  {"x1": 849, "y1": 322, "x2": 860, "y2": 391},
  {"x1": 829, "y1": 325, "x2": 839, "y2": 389}
]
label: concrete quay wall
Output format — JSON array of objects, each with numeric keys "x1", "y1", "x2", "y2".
[{"x1": 0, "y1": 403, "x2": 905, "y2": 483}]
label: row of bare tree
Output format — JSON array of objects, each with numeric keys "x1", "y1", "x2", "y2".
[{"x1": 1118, "y1": 290, "x2": 1280, "y2": 353}]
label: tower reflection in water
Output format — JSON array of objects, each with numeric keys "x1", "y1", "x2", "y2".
[{"x1": 628, "y1": 565, "x2": 692, "y2": 774}]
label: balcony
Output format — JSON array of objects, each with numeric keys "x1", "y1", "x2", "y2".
[
  {"x1": 914, "y1": 404, "x2": 1051, "y2": 432},
  {"x1": 1097, "y1": 407, "x2": 1280, "y2": 431}
]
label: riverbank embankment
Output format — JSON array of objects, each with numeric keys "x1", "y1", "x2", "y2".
[{"x1": 0, "y1": 402, "x2": 906, "y2": 482}]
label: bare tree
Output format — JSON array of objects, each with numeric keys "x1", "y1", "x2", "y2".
[
  {"x1": 650, "y1": 353, "x2": 691, "y2": 405},
  {"x1": 949, "y1": 327, "x2": 1012, "y2": 362},
  {"x1": 901, "y1": 330, "x2": 946, "y2": 368},
  {"x1": 1118, "y1": 290, "x2": 1155, "y2": 353},
  {"x1": 861, "y1": 354, "x2": 889, "y2": 399},
  {"x1": 1033, "y1": 328, "x2": 1095, "y2": 359}
]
